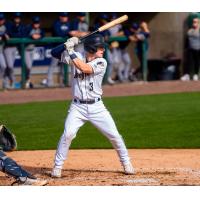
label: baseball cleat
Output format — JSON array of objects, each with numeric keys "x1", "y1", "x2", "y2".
[
  {"x1": 107, "y1": 77, "x2": 115, "y2": 85},
  {"x1": 51, "y1": 167, "x2": 62, "y2": 178},
  {"x1": 193, "y1": 74, "x2": 199, "y2": 81},
  {"x1": 17, "y1": 177, "x2": 48, "y2": 186},
  {"x1": 180, "y1": 74, "x2": 190, "y2": 81},
  {"x1": 123, "y1": 162, "x2": 135, "y2": 175}
]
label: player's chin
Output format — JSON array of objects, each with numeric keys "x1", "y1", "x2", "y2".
[{"x1": 96, "y1": 53, "x2": 104, "y2": 58}]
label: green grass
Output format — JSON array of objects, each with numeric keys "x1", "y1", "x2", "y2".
[{"x1": 1, "y1": 92, "x2": 200, "y2": 150}]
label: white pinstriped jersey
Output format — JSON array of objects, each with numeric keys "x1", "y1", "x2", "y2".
[{"x1": 61, "y1": 50, "x2": 107, "y2": 100}]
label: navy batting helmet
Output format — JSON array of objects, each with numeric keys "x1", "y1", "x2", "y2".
[
  {"x1": 84, "y1": 34, "x2": 106, "y2": 53},
  {"x1": 59, "y1": 12, "x2": 68, "y2": 17},
  {"x1": 131, "y1": 22, "x2": 139, "y2": 30},
  {"x1": 13, "y1": 12, "x2": 22, "y2": 18},
  {"x1": 99, "y1": 13, "x2": 109, "y2": 21},
  {"x1": 32, "y1": 16, "x2": 40, "y2": 23}
]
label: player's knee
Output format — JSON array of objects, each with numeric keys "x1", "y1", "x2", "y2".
[
  {"x1": 63, "y1": 130, "x2": 76, "y2": 142},
  {"x1": 108, "y1": 133, "x2": 123, "y2": 143}
]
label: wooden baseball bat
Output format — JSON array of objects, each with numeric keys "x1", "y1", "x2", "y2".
[{"x1": 79, "y1": 15, "x2": 128, "y2": 42}]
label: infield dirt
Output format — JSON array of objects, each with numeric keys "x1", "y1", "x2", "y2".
[
  {"x1": 1, "y1": 149, "x2": 200, "y2": 186},
  {"x1": 1, "y1": 81, "x2": 200, "y2": 186}
]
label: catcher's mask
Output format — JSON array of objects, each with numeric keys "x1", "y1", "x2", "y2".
[{"x1": 83, "y1": 34, "x2": 106, "y2": 54}]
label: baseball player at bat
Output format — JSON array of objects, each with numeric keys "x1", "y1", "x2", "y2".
[{"x1": 51, "y1": 16, "x2": 134, "y2": 178}]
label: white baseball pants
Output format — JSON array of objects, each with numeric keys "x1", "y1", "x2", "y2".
[{"x1": 54, "y1": 100, "x2": 131, "y2": 168}]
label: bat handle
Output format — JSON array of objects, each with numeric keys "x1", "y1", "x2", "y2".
[{"x1": 79, "y1": 30, "x2": 99, "y2": 43}]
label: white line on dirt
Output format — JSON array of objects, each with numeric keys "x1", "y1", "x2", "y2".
[{"x1": 125, "y1": 178, "x2": 158, "y2": 184}]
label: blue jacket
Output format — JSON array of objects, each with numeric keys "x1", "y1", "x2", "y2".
[
  {"x1": 53, "y1": 19, "x2": 71, "y2": 38},
  {"x1": 6, "y1": 21, "x2": 26, "y2": 38}
]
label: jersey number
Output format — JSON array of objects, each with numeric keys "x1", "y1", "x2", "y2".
[{"x1": 89, "y1": 82, "x2": 93, "y2": 91}]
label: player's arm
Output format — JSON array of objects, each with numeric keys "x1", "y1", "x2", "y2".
[
  {"x1": 69, "y1": 30, "x2": 90, "y2": 38},
  {"x1": 70, "y1": 57, "x2": 93, "y2": 74},
  {"x1": 64, "y1": 37, "x2": 94, "y2": 74},
  {"x1": 51, "y1": 37, "x2": 93, "y2": 74}
]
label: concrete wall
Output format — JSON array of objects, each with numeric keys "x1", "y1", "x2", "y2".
[{"x1": 148, "y1": 12, "x2": 189, "y2": 59}]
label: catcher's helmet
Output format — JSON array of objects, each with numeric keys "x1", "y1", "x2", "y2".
[{"x1": 84, "y1": 34, "x2": 106, "y2": 53}]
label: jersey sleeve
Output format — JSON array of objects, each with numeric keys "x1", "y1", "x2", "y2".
[
  {"x1": 89, "y1": 58, "x2": 107, "y2": 76},
  {"x1": 60, "y1": 51, "x2": 71, "y2": 64},
  {"x1": 61, "y1": 51, "x2": 83, "y2": 65}
]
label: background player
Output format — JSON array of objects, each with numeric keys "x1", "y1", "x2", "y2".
[
  {"x1": 25, "y1": 16, "x2": 44, "y2": 88},
  {"x1": 69, "y1": 12, "x2": 89, "y2": 55},
  {"x1": 125, "y1": 22, "x2": 150, "y2": 80},
  {"x1": 107, "y1": 13, "x2": 124, "y2": 84},
  {"x1": 69, "y1": 12, "x2": 89, "y2": 38},
  {"x1": 0, "y1": 13, "x2": 9, "y2": 89},
  {"x1": 44, "y1": 12, "x2": 71, "y2": 87},
  {"x1": 50, "y1": 34, "x2": 134, "y2": 178},
  {"x1": 4, "y1": 12, "x2": 26, "y2": 89}
]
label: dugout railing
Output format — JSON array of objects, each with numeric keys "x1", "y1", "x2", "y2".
[{"x1": 1, "y1": 36, "x2": 148, "y2": 88}]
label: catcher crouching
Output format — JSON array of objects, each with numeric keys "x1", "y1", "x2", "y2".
[{"x1": 0, "y1": 125, "x2": 47, "y2": 186}]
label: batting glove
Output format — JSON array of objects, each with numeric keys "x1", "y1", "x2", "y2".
[
  {"x1": 67, "y1": 37, "x2": 79, "y2": 46},
  {"x1": 64, "y1": 40, "x2": 75, "y2": 55}
]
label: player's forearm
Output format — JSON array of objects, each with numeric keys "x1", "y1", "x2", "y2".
[{"x1": 71, "y1": 57, "x2": 93, "y2": 74}]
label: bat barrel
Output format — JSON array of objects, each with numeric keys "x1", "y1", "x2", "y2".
[
  {"x1": 98, "y1": 15, "x2": 128, "y2": 32},
  {"x1": 79, "y1": 15, "x2": 128, "y2": 44}
]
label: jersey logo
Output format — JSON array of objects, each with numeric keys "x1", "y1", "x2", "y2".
[
  {"x1": 97, "y1": 61, "x2": 104, "y2": 67},
  {"x1": 74, "y1": 70, "x2": 88, "y2": 80}
]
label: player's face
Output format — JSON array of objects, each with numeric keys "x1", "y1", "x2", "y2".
[
  {"x1": 60, "y1": 16, "x2": 68, "y2": 23},
  {"x1": 0, "y1": 19, "x2": 5, "y2": 25},
  {"x1": 14, "y1": 17, "x2": 21, "y2": 24},
  {"x1": 33, "y1": 23, "x2": 40, "y2": 29},
  {"x1": 78, "y1": 16, "x2": 85, "y2": 22},
  {"x1": 95, "y1": 47, "x2": 105, "y2": 58},
  {"x1": 192, "y1": 18, "x2": 199, "y2": 29}
]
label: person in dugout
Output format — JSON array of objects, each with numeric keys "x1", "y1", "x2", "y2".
[
  {"x1": 24, "y1": 16, "x2": 45, "y2": 89},
  {"x1": 4, "y1": 12, "x2": 26, "y2": 89},
  {"x1": 43, "y1": 12, "x2": 72, "y2": 87}
]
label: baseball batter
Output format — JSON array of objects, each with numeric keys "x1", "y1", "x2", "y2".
[{"x1": 51, "y1": 34, "x2": 134, "y2": 178}]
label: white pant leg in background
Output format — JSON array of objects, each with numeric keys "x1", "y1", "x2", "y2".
[
  {"x1": 121, "y1": 50, "x2": 131, "y2": 80},
  {"x1": 4, "y1": 47, "x2": 17, "y2": 83},
  {"x1": 54, "y1": 103, "x2": 87, "y2": 168},
  {"x1": 25, "y1": 49, "x2": 34, "y2": 80},
  {"x1": 106, "y1": 49, "x2": 114, "y2": 79},
  {"x1": 88, "y1": 101, "x2": 130, "y2": 165},
  {"x1": 47, "y1": 57, "x2": 59, "y2": 86},
  {"x1": 0, "y1": 52, "x2": 7, "y2": 79}
]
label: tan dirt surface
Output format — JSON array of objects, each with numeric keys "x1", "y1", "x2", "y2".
[
  {"x1": 1, "y1": 149, "x2": 200, "y2": 186},
  {"x1": 1, "y1": 81, "x2": 200, "y2": 186},
  {"x1": 0, "y1": 80, "x2": 200, "y2": 104}
]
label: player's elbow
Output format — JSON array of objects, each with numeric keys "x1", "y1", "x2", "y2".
[{"x1": 81, "y1": 67, "x2": 93, "y2": 74}]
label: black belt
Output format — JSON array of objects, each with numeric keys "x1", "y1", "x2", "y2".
[{"x1": 74, "y1": 98, "x2": 101, "y2": 104}]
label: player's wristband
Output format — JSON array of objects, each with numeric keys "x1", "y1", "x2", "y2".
[{"x1": 69, "y1": 53, "x2": 77, "y2": 60}]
